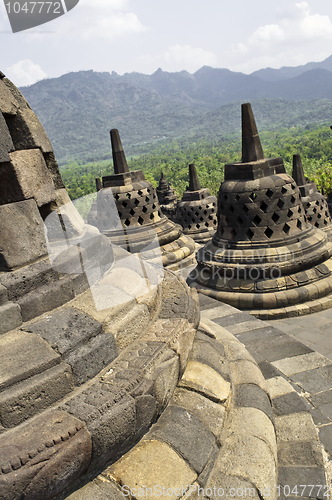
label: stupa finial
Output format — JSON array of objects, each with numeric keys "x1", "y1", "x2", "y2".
[
  {"x1": 241, "y1": 103, "x2": 264, "y2": 163},
  {"x1": 188, "y1": 164, "x2": 201, "y2": 191},
  {"x1": 292, "y1": 154, "x2": 306, "y2": 186},
  {"x1": 110, "y1": 129, "x2": 129, "y2": 174}
]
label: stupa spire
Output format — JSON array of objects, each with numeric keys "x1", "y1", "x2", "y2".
[
  {"x1": 188, "y1": 164, "x2": 201, "y2": 191},
  {"x1": 241, "y1": 103, "x2": 264, "y2": 162},
  {"x1": 110, "y1": 129, "x2": 129, "y2": 174},
  {"x1": 292, "y1": 154, "x2": 306, "y2": 186}
]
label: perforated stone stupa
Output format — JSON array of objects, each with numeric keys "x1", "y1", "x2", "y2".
[
  {"x1": 176, "y1": 164, "x2": 217, "y2": 244},
  {"x1": 94, "y1": 129, "x2": 196, "y2": 270},
  {"x1": 292, "y1": 153, "x2": 332, "y2": 240},
  {"x1": 156, "y1": 172, "x2": 178, "y2": 221},
  {"x1": 189, "y1": 103, "x2": 332, "y2": 319}
]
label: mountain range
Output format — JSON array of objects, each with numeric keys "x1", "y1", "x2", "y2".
[{"x1": 19, "y1": 55, "x2": 332, "y2": 164}]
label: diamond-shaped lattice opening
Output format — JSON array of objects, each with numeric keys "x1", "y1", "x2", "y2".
[
  {"x1": 246, "y1": 228, "x2": 254, "y2": 240},
  {"x1": 118, "y1": 211, "x2": 123, "y2": 218},
  {"x1": 265, "y1": 227, "x2": 274, "y2": 238},
  {"x1": 196, "y1": 223, "x2": 200, "y2": 229},
  {"x1": 126, "y1": 192, "x2": 131, "y2": 199},
  {"x1": 313, "y1": 207, "x2": 317, "y2": 214},
  {"x1": 277, "y1": 199, "x2": 285, "y2": 209},
  {"x1": 283, "y1": 223, "x2": 290, "y2": 235},
  {"x1": 149, "y1": 214, "x2": 154, "y2": 220},
  {"x1": 324, "y1": 219, "x2": 329, "y2": 225},
  {"x1": 199, "y1": 217, "x2": 204, "y2": 222},
  {"x1": 287, "y1": 209, "x2": 293, "y2": 218},
  {"x1": 281, "y1": 186, "x2": 288, "y2": 194},
  {"x1": 291, "y1": 184, "x2": 296, "y2": 190},
  {"x1": 243, "y1": 205, "x2": 249, "y2": 214},
  {"x1": 138, "y1": 190, "x2": 143, "y2": 196},
  {"x1": 198, "y1": 206, "x2": 202, "y2": 210},
  {"x1": 211, "y1": 208, "x2": 215, "y2": 213},
  {"x1": 114, "y1": 194, "x2": 120, "y2": 201},
  {"x1": 147, "y1": 188, "x2": 151, "y2": 194},
  {"x1": 235, "y1": 194, "x2": 240, "y2": 201},
  {"x1": 130, "y1": 209, "x2": 135, "y2": 216},
  {"x1": 134, "y1": 199, "x2": 140, "y2": 206},
  {"x1": 249, "y1": 192, "x2": 257, "y2": 202},
  {"x1": 271, "y1": 213, "x2": 280, "y2": 223},
  {"x1": 124, "y1": 219, "x2": 131, "y2": 227},
  {"x1": 298, "y1": 206, "x2": 302, "y2": 213},
  {"x1": 212, "y1": 202, "x2": 217, "y2": 207},
  {"x1": 121, "y1": 201, "x2": 128, "y2": 208},
  {"x1": 205, "y1": 222, "x2": 210, "y2": 227},
  {"x1": 315, "y1": 200, "x2": 320, "y2": 206},
  {"x1": 307, "y1": 215, "x2": 312, "y2": 222},
  {"x1": 152, "y1": 203, "x2": 156, "y2": 209},
  {"x1": 145, "y1": 197, "x2": 150, "y2": 203},
  {"x1": 203, "y1": 210, "x2": 208, "y2": 215},
  {"x1": 224, "y1": 194, "x2": 228, "y2": 201},
  {"x1": 318, "y1": 213, "x2": 322, "y2": 219},
  {"x1": 230, "y1": 206, "x2": 235, "y2": 213},
  {"x1": 290, "y1": 196, "x2": 296, "y2": 204},
  {"x1": 195, "y1": 211, "x2": 199, "y2": 216},
  {"x1": 266, "y1": 189, "x2": 274, "y2": 198},
  {"x1": 138, "y1": 216, "x2": 144, "y2": 225},
  {"x1": 253, "y1": 215, "x2": 262, "y2": 226},
  {"x1": 237, "y1": 217, "x2": 243, "y2": 225},
  {"x1": 315, "y1": 222, "x2": 320, "y2": 228},
  {"x1": 260, "y1": 201, "x2": 268, "y2": 212},
  {"x1": 297, "y1": 220, "x2": 302, "y2": 230},
  {"x1": 213, "y1": 219, "x2": 217, "y2": 225},
  {"x1": 142, "y1": 206, "x2": 148, "y2": 213}
]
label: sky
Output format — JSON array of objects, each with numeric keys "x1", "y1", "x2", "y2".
[{"x1": 2, "y1": 0, "x2": 332, "y2": 86}]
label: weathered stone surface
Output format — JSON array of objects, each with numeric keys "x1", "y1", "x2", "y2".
[
  {"x1": 0, "y1": 302, "x2": 22, "y2": 335},
  {"x1": 0, "y1": 199, "x2": 48, "y2": 270},
  {"x1": 230, "y1": 359, "x2": 267, "y2": 391},
  {"x1": 0, "y1": 149, "x2": 56, "y2": 206},
  {"x1": 179, "y1": 361, "x2": 230, "y2": 403},
  {"x1": 278, "y1": 441, "x2": 324, "y2": 467},
  {"x1": 190, "y1": 333, "x2": 229, "y2": 379},
  {"x1": 0, "y1": 112, "x2": 14, "y2": 163},
  {"x1": 0, "y1": 330, "x2": 60, "y2": 390},
  {"x1": 233, "y1": 384, "x2": 273, "y2": 420},
  {"x1": 267, "y1": 376, "x2": 294, "y2": 399},
  {"x1": 272, "y1": 352, "x2": 332, "y2": 376},
  {"x1": 25, "y1": 307, "x2": 103, "y2": 355},
  {"x1": 147, "y1": 405, "x2": 218, "y2": 474},
  {"x1": 18, "y1": 276, "x2": 75, "y2": 322},
  {"x1": 0, "y1": 410, "x2": 92, "y2": 500},
  {"x1": 106, "y1": 440, "x2": 197, "y2": 499},
  {"x1": 278, "y1": 468, "x2": 327, "y2": 498},
  {"x1": 170, "y1": 388, "x2": 226, "y2": 440},
  {"x1": 275, "y1": 413, "x2": 318, "y2": 442},
  {"x1": 272, "y1": 392, "x2": 313, "y2": 416},
  {"x1": 5, "y1": 106, "x2": 53, "y2": 152},
  {"x1": 0, "y1": 284, "x2": 7, "y2": 305},
  {"x1": 152, "y1": 351, "x2": 180, "y2": 409},
  {"x1": 0, "y1": 79, "x2": 19, "y2": 115},
  {"x1": 67, "y1": 478, "x2": 127, "y2": 500},
  {"x1": 0, "y1": 363, "x2": 75, "y2": 427},
  {"x1": 204, "y1": 473, "x2": 260, "y2": 500},
  {"x1": 135, "y1": 394, "x2": 158, "y2": 435},
  {"x1": 66, "y1": 333, "x2": 117, "y2": 385}
]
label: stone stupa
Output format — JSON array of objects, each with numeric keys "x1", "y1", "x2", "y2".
[
  {"x1": 292, "y1": 153, "x2": 332, "y2": 240},
  {"x1": 175, "y1": 164, "x2": 218, "y2": 244},
  {"x1": 94, "y1": 129, "x2": 196, "y2": 271},
  {"x1": 156, "y1": 172, "x2": 178, "y2": 221},
  {"x1": 189, "y1": 103, "x2": 332, "y2": 319}
]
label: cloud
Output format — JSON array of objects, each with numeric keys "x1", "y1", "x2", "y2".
[
  {"x1": 138, "y1": 44, "x2": 218, "y2": 73},
  {"x1": 58, "y1": 0, "x2": 147, "y2": 40},
  {"x1": 231, "y1": 2, "x2": 332, "y2": 72},
  {"x1": 5, "y1": 59, "x2": 47, "y2": 86}
]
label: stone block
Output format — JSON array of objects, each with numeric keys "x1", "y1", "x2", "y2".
[
  {"x1": 272, "y1": 392, "x2": 313, "y2": 416},
  {"x1": 189, "y1": 335, "x2": 229, "y2": 379},
  {"x1": 204, "y1": 473, "x2": 261, "y2": 500},
  {"x1": 0, "y1": 199, "x2": 48, "y2": 270},
  {"x1": 106, "y1": 440, "x2": 197, "y2": 499},
  {"x1": 0, "y1": 301, "x2": 22, "y2": 335},
  {"x1": 135, "y1": 394, "x2": 158, "y2": 435},
  {"x1": 292, "y1": 364, "x2": 332, "y2": 394},
  {"x1": 275, "y1": 413, "x2": 318, "y2": 442},
  {"x1": 0, "y1": 257, "x2": 58, "y2": 300},
  {"x1": 278, "y1": 441, "x2": 324, "y2": 467},
  {"x1": 18, "y1": 276, "x2": 75, "y2": 322},
  {"x1": 278, "y1": 468, "x2": 326, "y2": 499},
  {"x1": 26, "y1": 307, "x2": 103, "y2": 355},
  {"x1": 0, "y1": 149, "x2": 56, "y2": 206},
  {"x1": 66, "y1": 478, "x2": 126, "y2": 500},
  {"x1": 66, "y1": 333, "x2": 117, "y2": 385},
  {"x1": 179, "y1": 361, "x2": 230, "y2": 403},
  {"x1": 170, "y1": 388, "x2": 226, "y2": 440},
  {"x1": 44, "y1": 152, "x2": 65, "y2": 189},
  {"x1": 272, "y1": 352, "x2": 332, "y2": 377},
  {"x1": 0, "y1": 363, "x2": 75, "y2": 427},
  {"x1": 0, "y1": 79, "x2": 19, "y2": 114},
  {"x1": 319, "y1": 424, "x2": 332, "y2": 455},
  {"x1": 233, "y1": 384, "x2": 273, "y2": 420},
  {"x1": 54, "y1": 188, "x2": 85, "y2": 234},
  {"x1": 267, "y1": 376, "x2": 294, "y2": 399},
  {"x1": 0, "y1": 410, "x2": 92, "y2": 500},
  {"x1": 0, "y1": 330, "x2": 60, "y2": 390},
  {"x1": 231, "y1": 360, "x2": 267, "y2": 391},
  {"x1": 5, "y1": 106, "x2": 53, "y2": 152},
  {"x1": 147, "y1": 405, "x2": 218, "y2": 474},
  {"x1": 0, "y1": 112, "x2": 14, "y2": 162}
]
